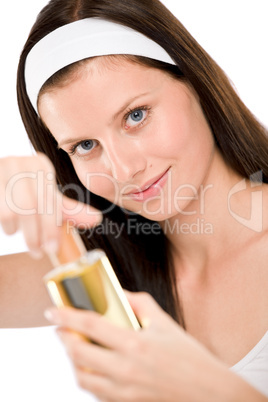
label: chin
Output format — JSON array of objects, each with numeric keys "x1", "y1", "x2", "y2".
[{"x1": 133, "y1": 208, "x2": 179, "y2": 223}]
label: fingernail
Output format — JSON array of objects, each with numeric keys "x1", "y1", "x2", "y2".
[
  {"x1": 44, "y1": 308, "x2": 62, "y2": 324},
  {"x1": 29, "y1": 249, "x2": 43, "y2": 259},
  {"x1": 43, "y1": 239, "x2": 59, "y2": 255},
  {"x1": 93, "y1": 213, "x2": 103, "y2": 226}
]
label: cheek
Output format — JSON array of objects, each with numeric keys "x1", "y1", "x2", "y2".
[
  {"x1": 150, "y1": 103, "x2": 214, "y2": 192},
  {"x1": 170, "y1": 102, "x2": 212, "y2": 159},
  {"x1": 151, "y1": 85, "x2": 214, "y2": 165},
  {"x1": 148, "y1": 112, "x2": 195, "y2": 161},
  {"x1": 73, "y1": 163, "x2": 119, "y2": 202}
]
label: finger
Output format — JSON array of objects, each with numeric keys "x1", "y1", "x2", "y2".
[
  {"x1": 0, "y1": 181, "x2": 20, "y2": 235},
  {"x1": 0, "y1": 216, "x2": 19, "y2": 235},
  {"x1": 19, "y1": 214, "x2": 44, "y2": 258},
  {"x1": 61, "y1": 195, "x2": 102, "y2": 228},
  {"x1": 29, "y1": 153, "x2": 63, "y2": 252},
  {"x1": 45, "y1": 307, "x2": 135, "y2": 350},
  {"x1": 74, "y1": 367, "x2": 144, "y2": 402},
  {"x1": 41, "y1": 192, "x2": 102, "y2": 253},
  {"x1": 125, "y1": 291, "x2": 170, "y2": 329},
  {"x1": 56, "y1": 328, "x2": 120, "y2": 377},
  {"x1": 40, "y1": 221, "x2": 61, "y2": 256},
  {"x1": 74, "y1": 367, "x2": 115, "y2": 399},
  {"x1": 38, "y1": 192, "x2": 62, "y2": 255}
]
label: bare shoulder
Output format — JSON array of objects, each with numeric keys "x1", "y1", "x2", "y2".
[
  {"x1": 0, "y1": 252, "x2": 53, "y2": 328},
  {"x1": 263, "y1": 183, "x2": 268, "y2": 231},
  {"x1": 256, "y1": 182, "x2": 268, "y2": 255},
  {"x1": 248, "y1": 181, "x2": 268, "y2": 298}
]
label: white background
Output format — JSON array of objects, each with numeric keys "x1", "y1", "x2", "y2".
[{"x1": 0, "y1": 1, "x2": 267, "y2": 401}]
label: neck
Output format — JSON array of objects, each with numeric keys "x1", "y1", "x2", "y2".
[{"x1": 160, "y1": 150, "x2": 264, "y2": 276}]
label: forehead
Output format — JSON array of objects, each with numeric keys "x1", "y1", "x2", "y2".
[
  {"x1": 38, "y1": 56, "x2": 174, "y2": 112},
  {"x1": 74, "y1": 55, "x2": 152, "y2": 81},
  {"x1": 38, "y1": 56, "x2": 173, "y2": 139},
  {"x1": 39, "y1": 54, "x2": 175, "y2": 95}
]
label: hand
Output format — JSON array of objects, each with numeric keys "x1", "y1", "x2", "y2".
[
  {"x1": 44, "y1": 292, "x2": 249, "y2": 402},
  {"x1": 0, "y1": 153, "x2": 102, "y2": 257}
]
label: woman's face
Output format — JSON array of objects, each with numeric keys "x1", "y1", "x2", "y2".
[{"x1": 39, "y1": 58, "x2": 215, "y2": 221}]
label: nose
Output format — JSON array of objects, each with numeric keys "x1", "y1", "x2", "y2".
[{"x1": 103, "y1": 138, "x2": 147, "y2": 182}]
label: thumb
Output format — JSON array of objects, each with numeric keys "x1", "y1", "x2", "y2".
[
  {"x1": 60, "y1": 194, "x2": 102, "y2": 228},
  {"x1": 125, "y1": 291, "x2": 168, "y2": 329}
]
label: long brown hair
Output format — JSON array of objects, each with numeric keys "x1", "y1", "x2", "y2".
[{"x1": 17, "y1": 0, "x2": 268, "y2": 325}]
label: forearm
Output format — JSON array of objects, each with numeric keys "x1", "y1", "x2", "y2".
[
  {"x1": 205, "y1": 362, "x2": 267, "y2": 402},
  {"x1": 0, "y1": 252, "x2": 53, "y2": 328}
]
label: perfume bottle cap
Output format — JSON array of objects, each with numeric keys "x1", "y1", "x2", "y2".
[{"x1": 49, "y1": 221, "x2": 87, "y2": 267}]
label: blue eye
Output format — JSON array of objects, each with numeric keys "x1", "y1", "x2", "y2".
[
  {"x1": 125, "y1": 108, "x2": 148, "y2": 128},
  {"x1": 130, "y1": 110, "x2": 144, "y2": 122},
  {"x1": 71, "y1": 139, "x2": 97, "y2": 156},
  {"x1": 80, "y1": 140, "x2": 94, "y2": 151}
]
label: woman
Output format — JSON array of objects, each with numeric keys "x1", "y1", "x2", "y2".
[{"x1": 0, "y1": 0, "x2": 267, "y2": 400}]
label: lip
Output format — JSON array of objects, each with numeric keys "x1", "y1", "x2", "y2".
[{"x1": 124, "y1": 167, "x2": 170, "y2": 202}]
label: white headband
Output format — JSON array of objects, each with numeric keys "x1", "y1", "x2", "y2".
[{"x1": 25, "y1": 18, "x2": 176, "y2": 112}]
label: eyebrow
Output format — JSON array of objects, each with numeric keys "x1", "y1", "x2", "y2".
[
  {"x1": 110, "y1": 91, "x2": 150, "y2": 123},
  {"x1": 58, "y1": 91, "x2": 151, "y2": 148}
]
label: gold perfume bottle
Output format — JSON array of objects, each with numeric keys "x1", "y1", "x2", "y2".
[{"x1": 43, "y1": 223, "x2": 140, "y2": 330}]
